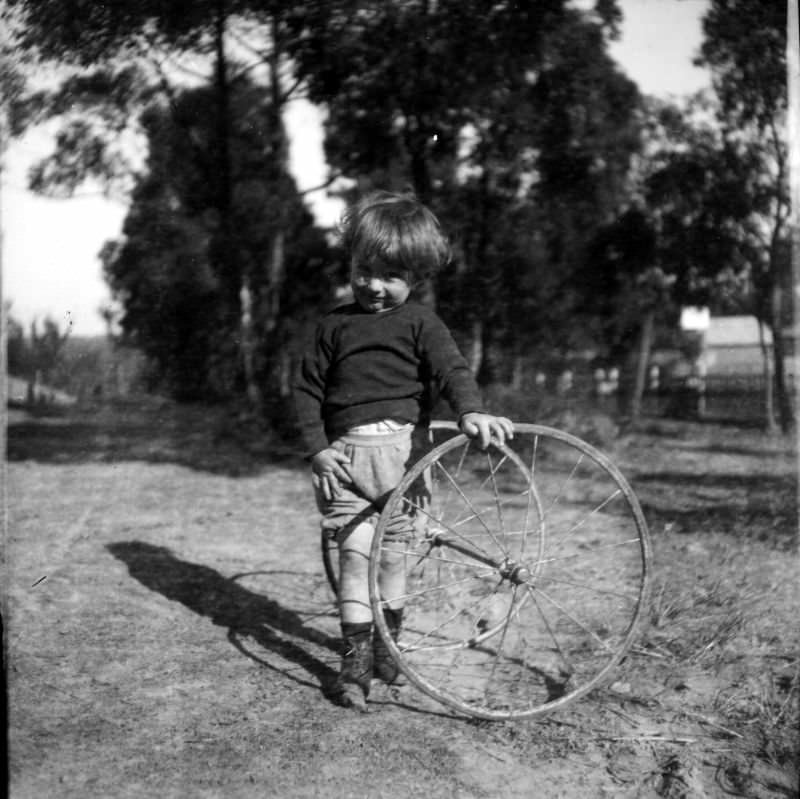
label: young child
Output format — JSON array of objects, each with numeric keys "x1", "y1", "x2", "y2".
[{"x1": 294, "y1": 191, "x2": 513, "y2": 711}]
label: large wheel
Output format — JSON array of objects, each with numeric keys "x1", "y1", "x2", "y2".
[{"x1": 368, "y1": 423, "x2": 652, "y2": 720}]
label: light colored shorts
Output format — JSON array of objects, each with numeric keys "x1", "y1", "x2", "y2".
[{"x1": 313, "y1": 426, "x2": 427, "y2": 542}]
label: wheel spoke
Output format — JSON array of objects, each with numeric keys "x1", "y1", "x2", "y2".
[
  {"x1": 401, "y1": 494, "x2": 496, "y2": 561},
  {"x1": 523, "y1": 584, "x2": 576, "y2": 675},
  {"x1": 543, "y1": 453, "x2": 585, "y2": 521},
  {"x1": 545, "y1": 487, "x2": 623, "y2": 557},
  {"x1": 535, "y1": 537, "x2": 642, "y2": 566},
  {"x1": 484, "y1": 584, "x2": 518, "y2": 695},
  {"x1": 433, "y1": 459, "x2": 502, "y2": 549},
  {"x1": 532, "y1": 586, "x2": 615, "y2": 652},
  {"x1": 400, "y1": 580, "x2": 503, "y2": 651},
  {"x1": 542, "y1": 572, "x2": 642, "y2": 603},
  {"x1": 383, "y1": 569, "x2": 495, "y2": 605},
  {"x1": 436, "y1": 439, "x2": 471, "y2": 522},
  {"x1": 390, "y1": 546, "x2": 491, "y2": 572},
  {"x1": 520, "y1": 434, "x2": 540, "y2": 561},
  {"x1": 486, "y1": 450, "x2": 509, "y2": 554}
]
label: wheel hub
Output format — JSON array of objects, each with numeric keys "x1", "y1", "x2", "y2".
[{"x1": 500, "y1": 559, "x2": 533, "y2": 585}]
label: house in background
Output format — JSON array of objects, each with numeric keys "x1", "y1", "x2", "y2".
[
  {"x1": 698, "y1": 314, "x2": 773, "y2": 377},
  {"x1": 659, "y1": 309, "x2": 794, "y2": 421}
]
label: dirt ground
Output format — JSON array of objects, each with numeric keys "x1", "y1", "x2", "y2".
[{"x1": 5, "y1": 399, "x2": 799, "y2": 798}]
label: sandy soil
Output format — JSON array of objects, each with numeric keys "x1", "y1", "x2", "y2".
[{"x1": 5, "y1": 401, "x2": 798, "y2": 798}]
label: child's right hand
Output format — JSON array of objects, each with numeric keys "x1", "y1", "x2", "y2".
[{"x1": 311, "y1": 447, "x2": 353, "y2": 501}]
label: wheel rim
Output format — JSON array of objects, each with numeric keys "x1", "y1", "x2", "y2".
[{"x1": 370, "y1": 425, "x2": 652, "y2": 720}]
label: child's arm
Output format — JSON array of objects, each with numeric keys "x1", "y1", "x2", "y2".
[
  {"x1": 460, "y1": 412, "x2": 514, "y2": 449},
  {"x1": 293, "y1": 323, "x2": 334, "y2": 458},
  {"x1": 417, "y1": 310, "x2": 514, "y2": 449},
  {"x1": 294, "y1": 318, "x2": 354, "y2": 500}
]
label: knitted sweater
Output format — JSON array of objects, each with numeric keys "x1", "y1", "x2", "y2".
[{"x1": 293, "y1": 302, "x2": 483, "y2": 456}]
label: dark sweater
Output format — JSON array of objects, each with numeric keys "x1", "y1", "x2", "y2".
[{"x1": 294, "y1": 302, "x2": 483, "y2": 456}]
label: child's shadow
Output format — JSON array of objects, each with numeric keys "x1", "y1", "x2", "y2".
[{"x1": 106, "y1": 541, "x2": 340, "y2": 696}]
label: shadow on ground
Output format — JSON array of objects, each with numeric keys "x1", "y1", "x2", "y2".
[
  {"x1": 7, "y1": 398, "x2": 305, "y2": 477},
  {"x1": 633, "y1": 471, "x2": 797, "y2": 550},
  {"x1": 107, "y1": 541, "x2": 340, "y2": 695}
]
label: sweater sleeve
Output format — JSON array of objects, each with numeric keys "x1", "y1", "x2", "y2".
[
  {"x1": 417, "y1": 311, "x2": 484, "y2": 418},
  {"x1": 293, "y1": 322, "x2": 332, "y2": 458}
]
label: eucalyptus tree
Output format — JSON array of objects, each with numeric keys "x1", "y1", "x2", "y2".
[
  {"x1": 696, "y1": 0, "x2": 792, "y2": 430},
  {"x1": 288, "y1": 0, "x2": 641, "y2": 383},
  {"x1": 10, "y1": 0, "x2": 324, "y2": 403},
  {"x1": 98, "y1": 77, "x2": 332, "y2": 400}
]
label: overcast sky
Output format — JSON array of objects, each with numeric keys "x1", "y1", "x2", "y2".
[{"x1": 3, "y1": 0, "x2": 711, "y2": 337}]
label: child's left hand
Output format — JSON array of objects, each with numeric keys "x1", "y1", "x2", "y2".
[{"x1": 459, "y1": 413, "x2": 514, "y2": 449}]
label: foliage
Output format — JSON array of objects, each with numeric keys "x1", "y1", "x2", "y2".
[
  {"x1": 582, "y1": 207, "x2": 660, "y2": 359},
  {"x1": 9, "y1": 0, "x2": 791, "y2": 426},
  {"x1": 10, "y1": 0, "x2": 339, "y2": 404},
  {"x1": 694, "y1": 0, "x2": 792, "y2": 429},
  {"x1": 287, "y1": 0, "x2": 641, "y2": 381},
  {"x1": 6, "y1": 309, "x2": 71, "y2": 385},
  {"x1": 101, "y1": 78, "x2": 333, "y2": 400}
]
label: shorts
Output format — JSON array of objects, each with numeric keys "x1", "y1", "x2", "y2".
[{"x1": 313, "y1": 426, "x2": 428, "y2": 542}]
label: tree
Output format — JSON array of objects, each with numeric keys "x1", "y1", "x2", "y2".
[
  {"x1": 5, "y1": 310, "x2": 72, "y2": 402},
  {"x1": 289, "y1": 0, "x2": 641, "y2": 382},
  {"x1": 100, "y1": 77, "x2": 332, "y2": 400},
  {"x1": 10, "y1": 0, "x2": 323, "y2": 404},
  {"x1": 697, "y1": 0, "x2": 793, "y2": 431},
  {"x1": 790, "y1": 2, "x2": 800, "y2": 430},
  {"x1": 583, "y1": 207, "x2": 675, "y2": 420}
]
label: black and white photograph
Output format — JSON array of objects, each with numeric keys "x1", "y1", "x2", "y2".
[{"x1": 3, "y1": 0, "x2": 798, "y2": 796}]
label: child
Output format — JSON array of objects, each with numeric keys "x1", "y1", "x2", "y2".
[{"x1": 294, "y1": 191, "x2": 513, "y2": 711}]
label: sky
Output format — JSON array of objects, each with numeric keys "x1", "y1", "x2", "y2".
[{"x1": 2, "y1": 0, "x2": 711, "y2": 337}]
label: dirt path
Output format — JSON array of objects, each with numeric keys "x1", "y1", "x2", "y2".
[{"x1": 5, "y1": 404, "x2": 798, "y2": 797}]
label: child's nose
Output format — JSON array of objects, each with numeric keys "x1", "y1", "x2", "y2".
[{"x1": 367, "y1": 277, "x2": 384, "y2": 291}]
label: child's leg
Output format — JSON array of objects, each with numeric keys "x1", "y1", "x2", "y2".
[
  {"x1": 334, "y1": 520, "x2": 375, "y2": 711},
  {"x1": 338, "y1": 519, "x2": 375, "y2": 624},
  {"x1": 320, "y1": 429, "x2": 414, "y2": 705},
  {"x1": 373, "y1": 532, "x2": 408, "y2": 685},
  {"x1": 377, "y1": 538, "x2": 406, "y2": 611}
]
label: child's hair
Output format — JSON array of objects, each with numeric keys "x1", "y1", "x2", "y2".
[{"x1": 339, "y1": 191, "x2": 451, "y2": 280}]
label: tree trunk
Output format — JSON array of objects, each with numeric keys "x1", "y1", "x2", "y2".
[
  {"x1": 467, "y1": 319, "x2": 484, "y2": 378},
  {"x1": 758, "y1": 318, "x2": 777, "y2": 431},
  {"x1": 239, "y1": 276, "x2": 262, "y2": 410},
  {"x1": 211, "y1": 6, "x2": 243, "y2": 400},
  {"x1": 629, "y1": 310, "x2": 655, "y2": 423},
  {"x1": 259, "y1": 17, "x2": 292, "y2": 405},
  {"x1": 278, "y1": 344, "x2": 292, "y2": 399},
  {"x1": 266, "y1": 230, "x2": 286, "y2": 332},
  {"x1": 788, "y1": 0, "x2": 800, "y2": 430},
  {"x1": 770, "y1": 287, "x2": 793, "y2": 431},
  {"x1": 511, "y1": 349, "x2": 525, "y2": 391}
]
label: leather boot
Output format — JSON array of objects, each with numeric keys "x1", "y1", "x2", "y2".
[
  {"x1": 373, "y1": 607, "x2": 407, "y2": 686},
  {"x1": 335, "y1": 622, "x2": 373, "y2": 712}
]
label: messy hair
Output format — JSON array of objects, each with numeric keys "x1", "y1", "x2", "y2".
[{"x1": 338, "y1": 191, "x2": 451, "y2": 280}]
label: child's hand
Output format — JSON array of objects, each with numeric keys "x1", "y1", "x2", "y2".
[
  {"x1": 459, "y1": 413, "x2": 514, "y2": 449},
  {"x1": 311, "y1": 447, "x2": 353, "y2": 501}
]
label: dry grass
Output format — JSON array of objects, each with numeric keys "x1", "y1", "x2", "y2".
[{"x1": 6, "y1": 400, "x2": 799, "y2": 798}]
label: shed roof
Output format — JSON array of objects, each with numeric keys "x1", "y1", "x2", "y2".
[{"x1": 704, "y1": 316, "x2": 772, "y2": 347}]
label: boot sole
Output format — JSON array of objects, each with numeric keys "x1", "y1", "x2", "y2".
[{"x1": 337, "y1": 683, "x2": 369, "y2": 713}]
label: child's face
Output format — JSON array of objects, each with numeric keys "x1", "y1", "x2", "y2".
[{"x1": 350, "y1": 260, "x2": 412, "y2": 313}]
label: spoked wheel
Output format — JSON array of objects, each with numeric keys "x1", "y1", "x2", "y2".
[
  {"x1": 369, "y1": 423, "x2": 652, "y2": 721},
  {"x1": 321, "y1": 531, "x2": 339, "y2": 598}
]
